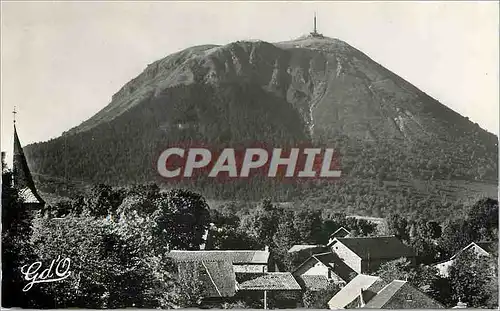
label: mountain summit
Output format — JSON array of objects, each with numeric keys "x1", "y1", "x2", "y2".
[{"x1": 24, "y1": 33, "x2": 497, "y2": 215}]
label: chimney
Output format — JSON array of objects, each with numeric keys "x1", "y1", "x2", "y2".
[{"x1": 264, "y1": 245, "x2": 269, "y2": 252}]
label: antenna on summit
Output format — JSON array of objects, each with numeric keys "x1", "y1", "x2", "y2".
[
  {"x1": 13, "y1": 106, "x2": 17, "y2": 124},
  {"x1": 314, "y1": 12, "x2": 317, "y2": 34},
  {"x1": 310, "y1": 12, "x2": 323, "y2": 38}
]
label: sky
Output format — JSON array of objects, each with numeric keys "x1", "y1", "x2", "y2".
[{"x1": 1, "y1": 1, "x2": 499, "y2": 163}]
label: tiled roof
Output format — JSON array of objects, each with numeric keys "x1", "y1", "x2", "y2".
[
  {"x1": 327, "y1": 274, "x2": 381, "y2": 309},
  {"x1": 177, "y1": 260, "x2": 236, "y2": 298},
  {"x1": 288, "y1": 244, "x2": 325, "y2": 253},
  {"x1": 296, "y1": 275, "x2": 330, "y2": 291},
  {"x1": 168, "y1": 250, "x2": 270, "y2": 264},
  {"x1": 333, "y1": 236, "x2": 415, "y2": 260},
  {"x1": 362, "y1": 280, "x2": 445, "y2": 309},
  {"x1": 237, "y1": 272, "x2": 302, "y2": 291},
  {"x1": 363, "y1": 280, "x2": 406, "y2": 308}
]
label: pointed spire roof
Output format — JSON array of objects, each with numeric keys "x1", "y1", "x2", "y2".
[{"x1": 13, "y1": 125, "x2": 45, "y2": 206}]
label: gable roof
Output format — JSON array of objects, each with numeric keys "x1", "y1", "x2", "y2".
[
  {"x1": 287, "y1": 244, "x2": 325, "y2": 253},
  {"x1": 177, "y1": 260, "x2": 236, "y2": 298},
  {"x1": 315, "y1": 252, "x2": 357, "y2": 282},
  {"x1": 328, "y1": 274, "x2": 381, "y2": 309},
  {"x1": 475, "y1": 241, "x2": 496, "y2": 253},
  {"x1": 332, "y1": 236, "x2": 415, "y2": 260},
  {"x1": 168, "y1": 250, "x2": 270, "y2": 264},
  {"x1": 330, "y1": 227, "x2": 351, "y2": 238},
  {"x1": 293, "y1": 251, "x2": 357, "y2": 283},
  {"x1": 450, "y1": 241, "x2": 495, "y2": 260},
  {"x1": 236, "y1": 272, "x2": 301, "y2": 291}
]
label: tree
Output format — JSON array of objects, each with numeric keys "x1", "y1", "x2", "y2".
[
  {"x1": 272, "y1": 211, "x2": 300, "y2": 268},
  {"x1": 239, "y1": 199, "x2": 281, "y2": 247},
  {"x1": 448, "y1": 251, "x2": 497, "y2": 308},
  {"x1": 386, "y1": 213, "x2": 409, "y2": 242},
  {"x1": 438, "y1": 218, "x2": 476, "y2": 256},
  {"x1": 375, "y1": 257, "x2": 416, "y2": 283},
  {"x1": 293, "y1": 209, "x2": 323, "y2": 244},
  {"x1": 466, "y1": 197, "x2": 498, "y2": 241},
  {"x1": 210, "y1": 226, "x2": 259, "y2": 250},
  {"x1": 302, "y1": 283, "x2": 340, "y2": 308},
  {"x1": 153, "y1": 189, "x2": 211, "y2": 251},
  {"x1": 84, "y1": 183, "x2": 125, "y2": 217},
  {"x1": 1, "y1": 158, "x2": 39, "y2": 308}
]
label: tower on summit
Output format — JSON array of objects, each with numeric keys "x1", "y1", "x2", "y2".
[
  {"x1": 310, "y1": 12, "x2": 324, "y2": 38},
  {"x1": 314, "y1": 12, "x2": 317, "y2": 33}
]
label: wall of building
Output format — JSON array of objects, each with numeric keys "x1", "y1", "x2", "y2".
[{"x1": 233, "y1": 264, "x2": 267, "y2": 273}]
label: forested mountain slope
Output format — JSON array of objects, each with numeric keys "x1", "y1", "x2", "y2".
[{"x1": 24, "y1": 35, "x2": 498, "y2": 218}]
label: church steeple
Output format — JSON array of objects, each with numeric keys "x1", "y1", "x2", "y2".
[{"x1": 12, "y1": 111, "x2": 45, "y2": 208}]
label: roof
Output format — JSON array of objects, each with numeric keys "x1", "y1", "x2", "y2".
[
  {"x1": 177, "y1": 260, "x2": 236, "y2": 298},
  {"x1": 450, "y1": 241, "x2": 495, "y2": 260},
  {"x1": 362, "y1": 280, "x2": 406, "y2": 308},
  {"x1": 362, "y1": 280, "x2": 445, "y2": 309},
  {"x1": 293, "y1": 252, "x2": 357, "y2": 283},
  {"x1": 168, "y1": 250, "x2": 270, "y2": 264},
  {"x1": 314, "y1": 252, "x2": 357, "y2": 282},
  {"x1": 328, "y1": 274, "x2": 381, "y2": 309},
  {"x1": 19, "y1": 187, "x2": 44, "y2": 204},
  {"x1": 332, "y1": 236, "x2": 415, "y2": 260},
  {"x1": 329, "y1": 227, "x2": 350, "y2": 238},
  {"x1": 288, "y1": 244, "x2": 325, "y2": 253},
  {"x1": 296, "y1": 275, "x2": 330, "y2": 291},
  {"x1": 236, "y1": 272, "x2": 302, "y2": 291},
  {"x1": 13, "y1": 125, "x2": 45, "y2": 206},
  {"x1": 475, "y1": 241, "x2": 496, "y2": 253}
]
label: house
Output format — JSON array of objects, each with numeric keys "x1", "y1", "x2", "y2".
[
  {"x1": 434, "y1": 241, "x2": 496, "y2": 277},
  {"x1": 327, "y1": 274, "x2": 444, "y2": 309},
  {"x1": 167, "y1": 249, "x2": 270, "y2": 273},
  {"x1": 328, "y1": 227, "x2": 351, "y2": 244},
  {"x1": 293, "y1": 252, "x2": 357, "y2": 290},
  {"x1": 329, "y1": 236, "x2": 416, "y2": 273}
]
